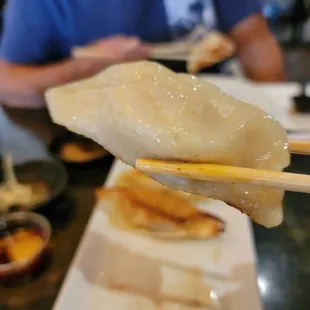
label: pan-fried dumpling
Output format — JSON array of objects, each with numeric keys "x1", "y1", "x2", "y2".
[{"x1": 187, "y1": 32, "x2": 235, "y2": 73}]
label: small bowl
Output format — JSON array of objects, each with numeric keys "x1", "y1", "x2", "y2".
[
  {"x1": 0, "y1": 212, "x2": 51, "y2": 284},
  {"x1": 49, "y1": 132, "x2": 113, "y2": 167},
  {"x1": 0, "y1": 158, "x2": 68, "y2": 212}
]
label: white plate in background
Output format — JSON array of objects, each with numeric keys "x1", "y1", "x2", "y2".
[
  {"x1": 53, "y1": 160, "x2": 262, "y2": 310},
  {"x1": 200, "y1": 75, "x2": 310, "y2": 132},
  {"x1": 256, "y1": 83, "x2": 310, "y2": 133}
]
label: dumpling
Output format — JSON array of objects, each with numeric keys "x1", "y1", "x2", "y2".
[
  {"x1": 187, "y1": 31, "x2": 235, "y2": 73},
  {"x1": 46, "y1": 61, "x2": 290, "y2": 227}
]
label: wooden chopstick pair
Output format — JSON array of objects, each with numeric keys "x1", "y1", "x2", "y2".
[
  {"x1": 288, "y1": 139, "x2": 310, "y2": 155},
  {"x1": 136, "y1": 140, "x2": 310, "y2": 195}
]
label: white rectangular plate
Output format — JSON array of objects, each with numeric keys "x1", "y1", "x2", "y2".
[{"x1": 53, "y1": 160, "x2": 262, "y2": 310}]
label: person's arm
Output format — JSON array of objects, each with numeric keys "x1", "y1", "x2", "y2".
[
  {"x1": 230, "y1": 13, "x2": 285, "y2": 82},
  {"x1": 0, "y1": 1, "x2": 149, "y2": 108},
  {"x1": 0, "y1": 0, "x2": 68, "y2": 107},
  {"x1": 0, "y1": 58, "x2": 111, "y2": 108},
  {"x1": 0, "y1": 35, "x2": 150, "y2": 108},
  {"x1": 214, "y1": 0, "x2": 285, "y2": 82}
]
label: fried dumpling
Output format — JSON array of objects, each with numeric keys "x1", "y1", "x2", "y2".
[
  {"x1": 96, "y1": 170, "x2": 224, "y2": 239},
  {"x1": 187, "y1": 32, "x2": 235, "y2": 73},
  {"x1": 46, "y1": 61, "x2": 290, "y2": 227}
]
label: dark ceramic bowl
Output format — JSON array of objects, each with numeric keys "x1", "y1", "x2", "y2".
[
  {"x1": 0, "y1": 158, "x2": 68, "y2": 212},
  {"x1": 0, "y1": 212, "x2": 51, "y2": 284},
  {"x1": 49, "y1": 132, "x2": 113, "y2": 167}
]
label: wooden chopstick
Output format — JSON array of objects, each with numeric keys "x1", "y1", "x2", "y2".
[
  {"x1": 288, "y1": 140, "x2": 310, "y2": 155},
  {"x1": 136, "y1": 159, "x2": 310, "y2": 194}
]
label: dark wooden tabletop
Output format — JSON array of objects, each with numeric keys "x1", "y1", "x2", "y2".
[{"x1": 0, "y1": 107, "x2": 114, "y2": 310}]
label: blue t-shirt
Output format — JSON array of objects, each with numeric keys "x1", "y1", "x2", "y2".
[{"x1": 0, "y1": 0, "x2": 261, "y2": 65}]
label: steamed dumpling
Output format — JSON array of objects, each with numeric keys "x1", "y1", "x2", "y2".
[{"x1": 46, "y1": 61, "x2": 290, "y2": 227}]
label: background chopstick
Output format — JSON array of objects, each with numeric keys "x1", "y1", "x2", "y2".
[
  {"x1": 136, "y1": 159, "x2": 310, "y2": 194},
  {"x1": 288, "y1": 140, "x2": 310, "y2": 155}
]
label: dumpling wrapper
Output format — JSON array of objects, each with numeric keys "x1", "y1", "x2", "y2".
[{"x1": 46, "y1": 61, "x2": 290, "y2": 227}]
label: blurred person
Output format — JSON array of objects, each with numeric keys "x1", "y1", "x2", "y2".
[{"x1": 0, "y1": 0, "x2": 285, "y2": 108}]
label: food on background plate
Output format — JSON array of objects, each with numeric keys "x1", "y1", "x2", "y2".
[
  {"x1": 0, "y1": 229, "x2": 44, "y2": 264},
  {"x1": 96, "y1": 170, "x2": 224, "y2": 239},
  {"x1": 23, "y1": 180, "x2": 49, "y2": 204},
  {"x1": 0, "y1": 155, "x2": 49, "y2": 212},
  {"x1": 59, "y1": 141, "x2": 106, "y2": 163},
  {"x1": 73, "y1": 31, "x2": 235, "y2": 74},
  {"x1": 187, "y1": 32, "x2": 235, "y2": 73},
  {"x1": 46, "y1": 61, "x2": 290, "y2": 228}
]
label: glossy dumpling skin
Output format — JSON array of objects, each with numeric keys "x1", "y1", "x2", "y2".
[{"x1": 46, "y1": 61, "x2": 290, "y2": 227}]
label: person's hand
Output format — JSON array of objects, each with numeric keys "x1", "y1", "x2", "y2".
[{"x1": 72, "y1": 36, "x2": 150, "y2": 63}]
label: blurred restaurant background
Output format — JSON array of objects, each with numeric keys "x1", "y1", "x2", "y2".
[
  {"x1": 1, "y1": 1, "x2": 310, "y2": 310},
  {"x1": 1, "y1": 0, "x2": 310, "y2": 79},
  {"x1": 2, "y1": 0, "x2": 310, "y2": 79}
]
